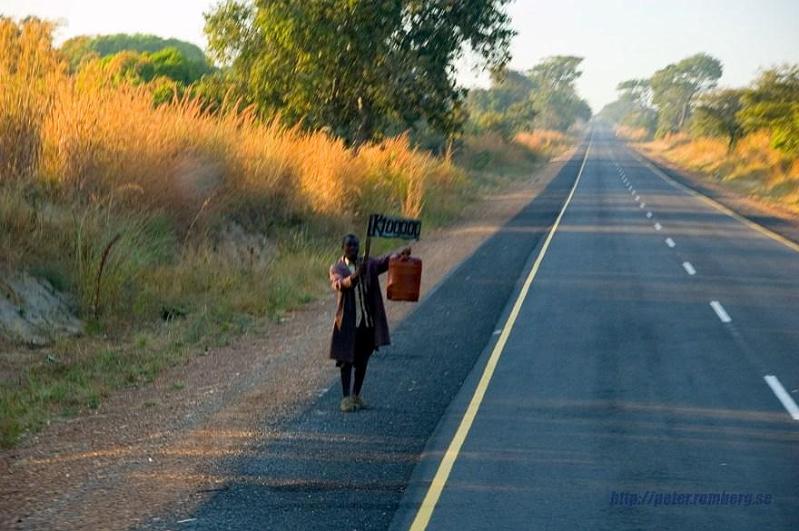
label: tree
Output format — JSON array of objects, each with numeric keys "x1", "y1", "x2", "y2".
[
  {"x1": 597, "y1": 99, "x2": 631, "y2": 124},
  {"x1": 469, "y1": 70, "x2": 534, "y2": 114},
  {"x1": 650, "y1": 53, "x2": 722, "y2": 135},
  {"x1": 60, "y1": 33, "x2": 212, "y2": 81},
  {"x1": 599, "y1": 78, "x2": 657, "y2": 135},
  {"x1": 465, "y1": 59, "x2": 593, "y2": 137},
  {"x1": 63, "y1": 33, "x2": 208, "y2": 64},
  {"x1": 60, "y1": 35, "x2": 94, "y2": 71},
  {"x1": 617, "y1": 79, "x2": 652, "y2": 108},
  {"x1": 529, "y1": 55, "x2": 583, "y2": 93},
  {"x1": 738, "y1": 65, "x2": 799, "y2": 156},
  {"x1": 527, "y1": 56, "x2": 592, "y2": 131},
  {"x1": 466, "y1": 69, "x2": 537, "y2": 138},
  {"x1": 189, "y1": 70, "x2": 237, "y2": 113},
  {"x1": 690, "y1": 89, "x2": 744, "y2": 150},
  {"x1": 149, "y1": 47, "x2": 198, "y2": 85},
  {"x1": 97, "y1": 50, "x2": 153, "y2": 85},
  {"x1": 203, "y1": 0, "x2": 514, "y2": 144},
  {"x1": 90, "y1": 48, "x2": 200, "y2": 87}
]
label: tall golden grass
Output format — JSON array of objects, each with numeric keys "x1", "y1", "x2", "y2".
[
  {"x1": 0, "y1": 18, "x2": 464, "y2": 324},
  {"x1": 641, "y1": 131, "x2": 799, "y2": 213},
  {"x1": 615, "y1": 125, "x2": 651, "y2": 142},
  {"x1": 514, "y1": 129, "x2": 571, "y2": 159},
  {"x1": 457, "y1": 130, "x2": 570, "y2": 174},
  {"x1": 0, "y1": 17, "x2": 575, "y2": 447},
  {"x1": 0, "y1": 18, "x2": 64, "y2": 180}
]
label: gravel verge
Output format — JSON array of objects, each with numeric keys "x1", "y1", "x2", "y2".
[{"x1": 1, "y1": 151, "x2": 577, "y2": 530}]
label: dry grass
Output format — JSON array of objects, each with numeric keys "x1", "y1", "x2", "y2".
[
  {"x1": 0, "y1": 18, "x2": 574, "y2": 447},
  {"x1": 459, "y1": 132, "x2": 531, "y2": 171},
  {"x1": 0, "y1": 18, "x2": 462, "y2": 323},
  {"x1": 514, "y1": 129, "x2": 571, "y2": 159},
  {"x1": 615, "y1": 125, "x2": 651, "y2": 142},
  {"x1": 640, "y1": 131, "x2": 799, "y2": 213},
  {"x1": 457, "y1": 130, "x2": 570, "y2": 178}
]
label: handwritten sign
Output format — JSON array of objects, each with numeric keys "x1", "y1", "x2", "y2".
[{"x1": 367, "y1": 214, "x2": 421, "y2": 240}]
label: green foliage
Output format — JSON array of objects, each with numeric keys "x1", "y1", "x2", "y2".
[
  {"x1": 527, "y1": 56, "x2": 592, "y2": 131},
  {"x1": 601, "y1": 54, "x2": 723, "y2": 139},
  {"x1": 772, "y1": 107, "x2": 799, "y2": 156},
  {"x1": 690, "y1": 89, "x2": 745, "y2": 150},
  {"x1": 61, "y1": 34, "x2": 212, "y2": 85},
  {"x1": 599, "y1": 79, "x2": 657, "y2": 136},
  {"x1": 62, "y1": 33, "x2": 207, "y2": 67},
  {"x1": 97, "y1": 50, "x2": 153, "y2": 84},
  {"x1": 738, "y1": 66, "x2": 799, "y2": 156},
  {"x1": 1, "y1": 14, "x2": 559, "y2": 448},
  {"x1": 60, "y1": 35, "x2": 94, "y2": 71},
  {"x1": 530, "y1": 55, "x2": 583, "y2": 93},
  {"x1": 597, "y1": 99, "x2": 629, "y2": 124},
  {"x1": 466, "y1": 70, "x2": 538, "y2": 138},
  {"x1": 188, "y1": 70, "x2": 235, "y2": 113},
  {"x1": 203, "y1": 0, "x2": 515, "y2": 144},
  {"x1": 0, "y1": 335, "x2": 193, "y2": 448},
  {"x1": 148, "y1": 47, "x2": 201, "y2": 85},
  {"x1": 78, "y1": 46, "x2": 213, "y2": 106},
  {"x1": 466, "y1": 57, "x2": 591, "y2": 137},
  {"x1": 650, "y1": 53, "x2": 723, "y2": 135}
]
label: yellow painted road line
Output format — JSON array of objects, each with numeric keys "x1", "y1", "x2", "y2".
[
  {"x1": 409, "y1": 136, "x2": 593, "y2": 531},
  {"x1": 631, "y1": 150, "x2": 799, "y2": 254}
]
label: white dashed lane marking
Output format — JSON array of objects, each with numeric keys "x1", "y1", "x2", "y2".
[
  {"x1": 710, "y1": 301, "x2": 732, "y2": 323},
  {"x1": 764, "y1": 375, "x2": 799, "y2": 420}
]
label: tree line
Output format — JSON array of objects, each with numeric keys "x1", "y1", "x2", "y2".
[
  {"x1": 54, "y1": 1, "x2": 595, "y2": 150},
  {"x1": 202, "y1": 0, "x2": 515, "y2": 146},
  {"x1": 61, "y1": 33, "x2": 212, "y2": 83},
  {"x1": 465, "y1": 55, "x2": 592, "y2": 138},
  {"x1": 54, "y1": 2, "x2": 596, "y2": 149},
  {"x1": 600, "y1": 53, "x2": 799, "y2": 156}
]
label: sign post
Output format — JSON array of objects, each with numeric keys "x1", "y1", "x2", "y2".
[{"x1": 362, "y1": 213, "x2": 422, "y2": 261}]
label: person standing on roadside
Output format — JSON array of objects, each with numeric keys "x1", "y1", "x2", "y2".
[{"x1": 329, "y1": 234, "x2": 411, "y2": 412}]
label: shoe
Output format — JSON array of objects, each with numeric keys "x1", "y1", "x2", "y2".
[
  {"x1": 340, "y1": 396, "x2": 356, "y2": 412},
  {"x1": 353, "y1": 395, "x2": 368, "y2": 410}
]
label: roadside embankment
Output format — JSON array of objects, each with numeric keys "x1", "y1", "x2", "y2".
[
  {"x1": 634, "y1": 131, "x2": 799, "y2": 216},
  {"x1": 0, "y1": 18, "x2": 577, "y2": 449},
  {"x1": 628, "y1": 134, "x2": 799, "y2": 246}
]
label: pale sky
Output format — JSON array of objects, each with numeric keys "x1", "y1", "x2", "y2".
[{"x1": 3, "y1": 0, "x2": 798, "y2": 111}]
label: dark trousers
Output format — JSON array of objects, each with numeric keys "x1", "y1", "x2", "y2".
[{"x1": 340, "y1": 324, "x2": 375, "y2": 397}]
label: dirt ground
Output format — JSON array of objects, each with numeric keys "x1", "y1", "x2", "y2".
[{"x1": 0, "y1": 153, "x2": 573, "y2": 531}]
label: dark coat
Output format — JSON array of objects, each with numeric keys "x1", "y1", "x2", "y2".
[{"x1": 329, "y1": 254, "x2": 392, "y2": 363}]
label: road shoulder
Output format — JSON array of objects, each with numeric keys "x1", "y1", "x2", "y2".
[
  {"x1": 158, "y1": 144, "x2": 587, "y2": 530},
  {"x1": 0, "y1": 151, "x2": 575, "y2": 530},
  {"x1": 632, "y1": 146, "x2": 799, "y2": 246}
]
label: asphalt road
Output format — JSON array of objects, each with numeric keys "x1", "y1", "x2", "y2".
[
  {"x1": 150, "y1": 128, "x2": 799, "y2": 530},
  {"x1": 392, "y1": 128, "x2": 799, "y2": 530},
  {"x1": 145, "y1": 136, "x2": 588, "y2": 530}
]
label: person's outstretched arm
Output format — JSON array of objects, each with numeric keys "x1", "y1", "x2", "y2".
[{"x1": 375, "y1": 246, "x2": 412, "y2": 275}]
